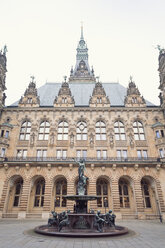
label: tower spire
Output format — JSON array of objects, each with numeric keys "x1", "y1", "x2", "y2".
[
  {"x1": 69, "y1": 26, "x2": 96, "y2": 83},
  {"x1": 81, "y1": 22, "x2": 84, "y2": 40}
]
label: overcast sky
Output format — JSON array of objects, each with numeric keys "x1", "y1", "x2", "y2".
[{"x1": 1, "y1": 0, "x2": 165, "y2": 106}]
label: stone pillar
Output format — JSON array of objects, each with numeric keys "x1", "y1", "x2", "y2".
[
  {"x1": 111, "y1": 178, "x2": 120, "y2": 212},
  {"x1": 88, "y1": 178, "x2": 97, "y2": 211},
  {"x1": 134, "y1": 179, "x2": 144, "y2": 213},
  {"x1": 156, "y1": 180, "x2": 165, "y2": 213},
  {"x1": 66, "y1": 179, "x2": 75, "y2": 211},
  {"x1": 43, "y1": 179, "x2": 53, "y2": 212},
  {"x1": 0, "y1": 179, "x2": 8, "y2": 212},
  {"x1": 19, "y1": 179, "x2": 31, "y2": 212}
]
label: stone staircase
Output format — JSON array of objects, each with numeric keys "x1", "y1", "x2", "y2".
[
  {"x1": 2, "y1": 213, "x2": 18, "y2": 218},
  {"x1": 26, "y1": 213, "x2": 42, "y2": 219}
]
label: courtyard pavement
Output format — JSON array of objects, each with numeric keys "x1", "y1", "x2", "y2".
[{"x1": 0, "y1": 219, "x2": 165, "y2": 248}]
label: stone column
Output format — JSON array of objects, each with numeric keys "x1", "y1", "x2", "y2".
[
  {"x1": 88, "y1": 178, "x2": 97, "y2": 211},
  {"x1": 134, "y1": 179, "x2": 144, "y2": 213},
  {"x1": 66, "y1": 178, "x2": 75, "y2": 211},
  {"x1": 43, "y1": 179, "x2": 53, "y2": 212},
  {"x1": 111, "y1": 178, "x2": 120, "y2": 212},
  {"x1": 19, "y1": 179, "x2": 31, "y2": 213}
]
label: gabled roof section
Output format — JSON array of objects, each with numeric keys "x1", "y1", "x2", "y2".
[{"x1": 10, "y1": 81, "x2": 154, "y2": 107}]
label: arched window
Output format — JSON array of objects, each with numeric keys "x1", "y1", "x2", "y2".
[
  {"x1": 141, "y1": 179, "x2": 151, "y2": 208},
  {"x1": 57, "y1": 121, "x2": 68, "y2": 140},
  {"x1": 55, "y1": 179, "x2": 67, "y2": 207},
  {"x1": 114, "y1": 121, "x2": 126, "y2": 140},
  {"x1": 34, "y1": 179, "x2": 45, "y2": 207},
  {"x1": 119, "y1": 179, "x2": 130, "y2": 208},
  {"x1": 38, "y1": 121, "x2": 50, "y2": 140},
  {"x1": 13, "y1": 179, "x2": 23, "y2": 207},
  {"x1": 19, "y1": 121, "x2": 31, "y2": 140},
  {"x1": 96, "y1": 179, "x2": 108, "y2": 208},
  {"x1": 133, "y1": 121, "x2": 145, "y2": 140},
  {"x1": 96, "y1": 121, "x2": 106, "y2": 140},
  {"x1": 76, "y1": 121, "x2": 87, "y2": 140}
]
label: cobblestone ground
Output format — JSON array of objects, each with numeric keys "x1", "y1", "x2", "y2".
[{"x1": 0, "y1": 219, "x2": 165, "y2": 248}]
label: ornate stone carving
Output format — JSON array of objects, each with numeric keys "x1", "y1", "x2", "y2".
[
  {"x1": 89, "y1": 80, "x2": 110, "y2": 107},
  {"x1": 54, "y1": 77, "x2": 75, "y2": 107},
  {"x1": 0, "y1": 46, "x2": 7, "y2": 108},
  {"x1": 18, "y1": 76, "x2": 40, "y2": 107},
  {"x1": 124, "y1": 77, "x2": 146, "y2": 107},
  {"x1": 69, "y1": 27, "x2": 95, "y2": 82}
]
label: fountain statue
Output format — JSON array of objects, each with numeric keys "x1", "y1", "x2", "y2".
[{"x1": 35, "y1": 160, "x2": 128, "y2": 237}]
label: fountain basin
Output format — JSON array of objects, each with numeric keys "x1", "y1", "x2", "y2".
[{"x1": 35, "y1": 213, "x2": 128, "y2": 237}]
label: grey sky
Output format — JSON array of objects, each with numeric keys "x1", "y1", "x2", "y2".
[{"x1": 0, "y1": 0, "x2": 165, "y2": 105}]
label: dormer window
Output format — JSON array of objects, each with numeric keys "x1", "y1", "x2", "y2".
[
  {"x1": 27, "y1": 98, "x2": 32, "y2": 103},
  {"x1": 132, "y1": 97, "x2": 137, "y2": 103},
  {"x1": 62, "y1": 97, "x2": 67, "y2": 104},
  {"x1": 97, "y1": 97, "x2": 102, "y2": 104}
]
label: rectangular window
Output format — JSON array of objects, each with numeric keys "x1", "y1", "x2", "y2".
[
  {"x1": 159, "y1": 149, "x2": 164, "y2": 158},
  {"x1": 161, "y1": 130, "x2": 164, "y2": 137},
  {"x1": 76, "y1": 150, "x2": 81, "y2": 159},
  {"x1": 137, "y1": 150, "x2": 148, "y2": 159},
  {"x1": 62, "y1": 150, "x2": 67, "y2": 159},
  {"x1": 137, "y1": 150, "x2": 142, "y2": 158},
  {"x1": 1, "y1": 130, "x2": 4, "y2": 137},
  {"x1": 123, "y1": 150, "x2": 128, "y2": 159},
  {"x1": 5, "y1": 131, "x2": 9, "y2": 138},
  {"x1": 1, "y1": 148, "x2": 6, "y2": 157},
  {"x1": 17, "y1": 149, "x2": 27, "y2": 158},
  {"x1": 143, "y1": 150, "x2": 148, "y2": 159},
  {"x1": 103, "y1": 150, "x2": 107, "y2": 159},
  {"x1": 117, "y1": 150, "x2": 121, "y2": 158},
  {"x1": 117, "y1": 150, "x2": 127, "y2": 159},
  {"x1": 76, "y1": 150, "x2": 87, "y2": 159},
  {"x1": 57, "y1": 150, "x2": 61, "y2": 159},
  {"x1": 37, "y1": 150, "x2": 47, "y2": 159},
  {"x1": 56, "y1": 150, "x2": 67, "y2": 159},
  {"x1": 156, "y1": 131, "x2": 160, "y2": 138},
  {"x1": 82, "y1": 150, "x2": 87, "y2": 159},
  {"x1": 97, "y1": 150, "x2": 101, "y2": 159}
]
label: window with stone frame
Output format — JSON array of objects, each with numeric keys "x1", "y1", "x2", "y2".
[
  {"x1": 96, "y1": 121, "x2": 106, "y2": 140},
  {"x1": 114, "y1": 121, "x2": 126, "y2": 140},
  {"x1": 141, "y1": 179, "x2": 151, "y2": 208},
  {"x1": 56, "y1": 150, "x2": 67, "y2": 159},
  {"x1": 13, "y1": 179, "x2": 23, "y2": 207},
  {"x1": 97, "y1": 150, "x2": 107, "y2": 160},
  {"x1": 16, "y1": 149, "x2": 27, "y2": 159},
  {"x1": 34, "y1": 179, "x2": 45, "y2": 207},
  {"x1": 159, "y1": 148, "x2": 164, "y2": 158},
  {"x1": 19, "y1": 121, "x2": 31, "y2": 140},
  {"x1": 57, "y1": 121, "x2": 68, "y2": 140},
  {"x1": 1, "y1": 148, "x2": 6, "y2": 157},
  {"x1": 36, "y1": 149, "x2": 47, "y2": 160},
  {"x1": 137, "y1": 150, "x2": 148, "y2": 159},
  {"x1": 119, "y1": 179, "x2": 130, "y2": 208},
  {"x1": 76, "y1": 121, "x2": 87, "y2": 140},
  {"x1": 117, "y1": 150, "x2": 128, "y2": 159},
  {"x1": 38, "y1": 121, "x2": 50, "y2": 140},
  {"x1": 96, "y1": 179, "x2": 109, "y2": 208},
  {"x1": 76, "y1": 150, "x2": 87, "y2": 159},
  {"x1": 133, "y1": 121, "x2": 145, "y2": 140},
  {"x1": 55, "y1": 179, "x2": 67, "y2": 207}
]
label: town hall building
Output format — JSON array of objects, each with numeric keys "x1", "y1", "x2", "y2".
[{"x1": 0, "y1": 28, "x2": 165, "y2": 220}]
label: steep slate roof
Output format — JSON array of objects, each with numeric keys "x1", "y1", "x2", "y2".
[{"x1": 10, "y1": 82, "x2": 154, "y2": 107}]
